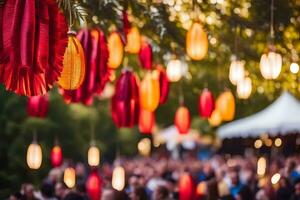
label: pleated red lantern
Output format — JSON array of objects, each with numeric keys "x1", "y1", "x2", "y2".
[
  {"x1": 155, "y1": 65, "x2": 169, "y2": 104},
  {"x1": 50, "y1": 145, "x2": 63, "y2": 167},
  {"x1": 139, "y1": 109, "x2": 155, "y2": 134},
  {"x1": 86, "y1": 171, "x2": 102, "y2": 200},
  {"x1": 0, "y1": 0, "x2": 68, "y2": 96},
  {"x1": 27, "y1": 95, "x2": 49, "y2": 118},
  {"x1": 198, "y1": 88, "x2": 214, "y2": 118},
  {"x1": 179, "y1": 173, "x2": 195, "y2": 200},
  {"x1": 138, "y1": 38, "x2": 152, "y2": 70},
  {"x1": 62, "y1": 28, "x2": 109, "y2": 105},
  {"x1": 111, "y1": 69, "x2": 139, "y2": 128},
  {"x1": 174, "y1": 106, "x2": 191, "y2": 134}
]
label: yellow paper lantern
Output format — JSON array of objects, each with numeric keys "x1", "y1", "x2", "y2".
[
  {"x1": 257, "y1": 157, "x2": 267, "y2": 176},
  {"x1": 108, "y1": 32, "x2": 124, "y2": 69},
  {"x1": 140, "y1": 71, "x2": 160, "y2": 112},
  {"x1": 208, "y1": 109, "x2": 222, "y2": 127},
  {"x1": 26, "y1": 142, "x2": 42, "y2": 170},
  {"x1": 166, "y1": 59, "x2": 187, "y2": 82},
  {"x1": 58, "y1": 34, "x2": 86, "y2": 90},
  {"x1": 125, "y1": 27, "x2": 141, "y2": 54},
  {"x1": 88, "y1": 145, "x2": 100, "y2": 167},
  {"x1": 216, "y1": 91, "x2": 235, "y2": 121},
  {"x1": 237, "y1": 77, "x2": 252, "y2": 99},
  {"x1": 63, "y1": 167, "x2": 76, "y2": 188},
  {"x1": 229, "y1": 59, "x2": 245, "y2": 85},
  {"x1": 271, "y1": 173, "x2": 281, "y2": 185},
  {"x1": 112, "y1": 166, "x2": 125, "y2": 191},
  {"x1": 138, "y1": 138, "x2": 151, "y2": 156},
  {"x1": 290, "y1": 62, "x2": 299, "y2": 74},
  {"x1": 186, "y1": 21, "x2": 208, "y2": 60},
  {"x1": 260, "y1": 51, "x2": 282, "y2": 79}
]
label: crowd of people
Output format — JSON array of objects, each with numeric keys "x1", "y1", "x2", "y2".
[{"x1": 9, "y1": 152, "x2": 300, "y2": 200}]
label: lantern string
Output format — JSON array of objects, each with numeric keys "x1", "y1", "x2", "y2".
[
  {"x1": 178, "y1": 80, "x2": 184, "y2": 106},
  {"x1": 270, "y1": 0, "x2": 274, "y2": 40},
  {"x1": 68, "y1": 0, "x2": 75, "y2": 29},
  {"x1": 33, "y1": 130, "x2": 37, "y2": 143}
]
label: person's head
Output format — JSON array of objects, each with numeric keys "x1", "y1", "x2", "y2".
[
  {"x1": 24, "y1": 184, "x2": 35, "y2": 199},
  {"x1": 55, "y1": 182, "x2": 68, "y2": 199},
  {"x1": 129, "y1": 175, "x2": 139, "y2": 188},
  {"x1": 294, "y1": 178, "x2": 300, "y2": 196},
  {"x1": 228, "y1": 168, "x2": 239, "y2": 186},
  {"x1": 130, "y1": 186, "x2": 149, "y2": 200},
  {"x1": 41, "y1": 181, "x2": 55, "y2": 198},
  {"x1": 152, "y1": 185, "x2": 169, "y2": 200},
  {"x1": 101, "y1": 188, "x2": 115, "y2": 200}
]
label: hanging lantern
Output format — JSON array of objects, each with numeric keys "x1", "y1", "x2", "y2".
[
  {"x1": 139, "y1": 109, "x2": 155, "y2": 134},
  {"x1": 208, "y1": 109, "x2": 222, "y2": 127},
  {"x1": 198, "y1": 89, "x2": 214, "y2": 118},
  {"x1": 216, "y1": 91, "x2": 235, "y2": 121},
  {"x1": 27, "y1": 95, "x2": 49, "y2": 118},
  {"x1": 26, "y1": 142, "x2": 42, "y2": 170},
  {"x1": 290, "y1": 62, "x2": 299, "y2": 74},
  {"x1": 107, "y1": 32, "x2": 124, "y2": 69},
  {"x1": 166, "y1": 59, "x2": 187, "y2": 82},
  {"x1": 140, "y1": 71, "x2": 160, "y2": 112},
  {"x1": 88, "y1": 145, "x2": 100, "y2": 167},
  {"x1": 137, "y1": 138, "x2": 151, "y2": 156},
  {"x1": 86, "y1": 171, "x2": 102, "y2": 200},
  {"x1": 111, "y1": 70, "x2": 139, "y2": 128},
  {"x1": 257, "y1": 157, "x2": 267, "y2": 177},
  {"x1": 138, "y1": 37, "x2": 152, "y2": 70},
  {"x1": 50, "y1": 145, "x2": 63, "y2": 167},
  {"x1": 112, "y1": 166, "x2": 125, "y2": 191},
  {"x1": 63, "y1": 167, "x2": 76, "y2": 189},
  {"x1": 58, "y1": 33, "x2": 86, "y2": 90},
  {"x1": 260, "y1": 51, "x2": 282, "y2": 79},
  {"x1": 186, "y1": 21, "x2": 208, "y2": 60},
  {"x1": 155, "y1": 65, "x2": 169, "y2": 104},
  {"x1": 179, "y1": 173, "x2": 195, "y2": 200},
  {"x1": 125, "y1": 27, "x2": 141, "y2": 54},
  {"x1": 174, "y1": 106, "x2": 191, "y2": 134},
  {"x1": 0, "y1": 0, "x2": 68, "y2": 96},
  {"x1": 229, "y1": 58, "x2": 245, "y2": 85},
  {"x1": 237, "y1": 77, "x2": 252, "y2": 99}
]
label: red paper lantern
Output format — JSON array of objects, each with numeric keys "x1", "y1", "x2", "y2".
[
  {"x1": 86, "y1": 171, "x2": 102, "y2": 200},
  {"x1": 198, "y1": 88, "x2": 215, "y2": 118},
  {"x1": 174, "y1": 106, "x2": 191, "y2": 134},
  {"x1": 138, "y1": 38, "x2": 152, "y2": 70},
  {"x1": 179, "y1": 173, "x2": 195, "y2": 200},
  {"x1": 139, "y1": 109, "x2": 155, "y2": 134},
  {"x1": 27, "y1": 95, "x2": 49, "y2": 118},
  {"x1": 155, "y1": 65, "x2": 169, "y2": 104},
  {"x1": 50, "y1": 145, "x2": 63, "y2": 167},
  {"x1": 62, "y1": 28, "x2": 109, "y2": 105},
  {"x1": 0, "y1": 0, "x2": 68, "y2": 96},
  {"x1": 111, "y1": 70, "x2": 139, "y2": 128}
]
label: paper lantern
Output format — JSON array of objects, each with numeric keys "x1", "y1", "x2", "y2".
[
  {"x1": 208, "y1": 109, "x2": 222, "y2": 127},
  {"x1": 260, "y1": 51, "x2": 282, "y2": 79},
  {"x1": 154, "y1": 65, "x2": 169, "y2": 104},
  {"x1": 0, "y1": 0, "x2": 68, "y2": 96},
  {"x1": 229, "y1": 59, "x2": 245, "y2": 85},
  {"x1": 138, "y1": 138, "x2": 151, "y2": 156},
  {"x1": 112, "y1": 166, "x2": 125, "y2": 191},
  {"x1": 174, "y1": 106, "x2": 191, "y2": 134},
  {"x1": 198, "y1": 89, "x2": 214, "y2": 118},
  {"x1": 140, "y1": 71, "x2": 160, "y2": 112},
  {"x1": 111, "y1": 70, "x2": 139, "y2": 128},
  {"x1": 166, "y1": 59, "x2": 187, "y2": 82},
  {"x1": 26, "y1": 142, "x2": 42, "y2": 170},
  {"x1": 27, "y1": 95, "x2": 49, "y2": 118},
  {"x1": 50, "y1": 145, "x2": 63, "y2": 167},
  {"x1": 257, "y1": 157, "x2": 266, "y2": 176},
  {"x1": 138, "y1": 38, "x2": 152, "y2": 70},
  {"x1": 216, "y1": 91, "x2": 235, "y2": 121},
  {"x1": 179, "y1": 173, "x2": 195, "y2": 200},
  {"x1": 58, "y1": 34, "x2": 86, "y2": 90},
  {"x1": 290, "y1": 62, "x2": 299, "y2": 74},
  {"x1": 107, "y1": 32, "x2": 123, "y2": 69},
  {"x1": 139, "y1": 109, "x2": 155, "y2": 134},
  {"x1": 63, "y1": 167, "x2": 76, "y2": 188},
  {"x1": 125, "y1": 27, "x2": 141, "y2": 54},
  {"x1": 237, "y1": 77, "x2": 252, "y2": 99},
  {"x1": 186, "y1": 21, "x2": 208, "y2": 60},
  {"x1": 88, "y1": 145, "x2": 100, "y2": 167},
  {"x1": 86, "y1": 171, "x2": 102, "y2": 200}
]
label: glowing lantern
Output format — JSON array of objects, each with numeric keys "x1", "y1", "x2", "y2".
[
  {"x1": 166, "y1": 59, "x2": 187, "y2": 82},
  {"x1": 260, "y1": 51, "x2": 282, "y2": 79},
  {"x1": 208, "y1": 109, "x2": 222, "y2": 127},
  {"x1": 155, "y1": 65, "x2": 169, "y2": 104},
  {"x1": 216, "y1": 91, "x2": 235, "y2": 121},
  {"x1": 88, "y1": 145, "x2": 100, "y2": 167},
  {"x1": 27, "y1": 95, "x2": 49, "y2": 118},
  {"x1": 186, "y1": 21, "x2": 208, "y2": 60},
  {"x1": 229, "y1": 59, "x2": 245, "y2": 85},
  {"x1": 174, "y1": 106, "x2": 191, "y2": 134},
  {"x1": 125, "y1": 27, "x2": 141, "y2": 54},
  {"x1": 139, "y1": 109, "x2": 155, "y2": 134},
  {"x1": 138, "y1": 38, "x2": 152, "y2": 70},
  {"x1": 112, "y1": 166, "x2": 125, "y2": 191},
  {"x1": 179, "y1": 173, "x2": 195, "y2": 200},
  {"x1": 271, "y1": 173, "x2": 281, "y2": 185},
  {"x1": 237, "y1": 77, "x2": 252, "y2": 99},
  {"x1": 140, "y1": 72, "x2": 160, "y2": 111},
  {"x1": 50, "y1": 145, "x2": 63, "y2": 167},
  {"x1": 198, "y1": 89, "x2": 214, "y2": 118},
  {"x1": 58, "y1": 34, "x2": 85, "y2": 90},
  {"x1": 290, "y1": 62, "x2": 299, "y2": 74},
  {"x1": 63, "y1": 167, "x2": 76, "y2": 188},
  {"x1": 86, "y1": 171, "x2": 102, "y2": 200},
  {"x1": 107, "y1": 32, "x2": 123, "y2": 69},
  {"x1": 257, "y1": 157, "x2": 266, "y2": 176},
  {"x1": 26, "y1": 142, "x2": 42, "y2": 170},
  {"x1": 137, "y1": 138, "x2": 151, "y2": 156},
  {"x1": 196, "y1": 182, "x2": 207, "y2": 197}
]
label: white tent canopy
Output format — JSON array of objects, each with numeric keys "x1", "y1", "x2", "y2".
[{"x1": 218, "y1": 92, "x2": 300, "y2": 139}]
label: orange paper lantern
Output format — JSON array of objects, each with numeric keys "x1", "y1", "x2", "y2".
[
  {"x1": 107, "y1": 32, "x2": 124, "y2": 69},
  {"x1": 208, "y1": 109, "x2": 222, "y2": 127},
  {"x1": 139, "y1": 109, "x2": 155, "y2": 134},
  {"x1": 140, "y1": 71, "x2": 160, "y2": 112},
  {"x1": 174, "y1": 106, "x2": 191, "y2": 134},
  {"x1": 125, "y1": 27, "x2": 141, "y2": 54},
  {"x1": 58, "y1": 34, "x2": 85, "y2": 90},
  {"x1": 186, "y1": 21, "x2": 208, "y2": 60},
  {"x1": 216, "y1": 91, "x2": 235, "y2": 121}
]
